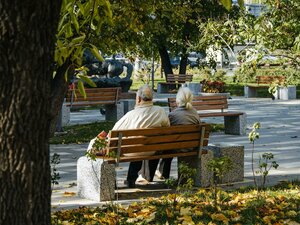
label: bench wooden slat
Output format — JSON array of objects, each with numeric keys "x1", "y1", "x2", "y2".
[
  {"x1": 66, "y1": 96, "x2": 118, "y2": 102},
  {"x1": 168, "y1": 96, "x2": 228, "y2": 111},
  {"x1": 194, "y1": 105, "x2": 228, "y2": 111},
  {"x1": 246, "y1": 75, "x2": 286, "y2": 87},
  {"x1": 256, "y1": 75, "x2": 285, "y2": 84},
  {"x1": 166, "y1": 74, "x2": 193, "y2": 83},
  {"x1": 109, "y1": 124, "x2": 208, "y2": 138},
  {"x1": 66, "y1": 87, "x2": 121, "y2": 107},
  {"x1": 109, "y1": 140, "x2": 209, "y2": 154},
  {"x1": 168, "y1": 96, "x2": 245, "y2": 134},
  {"x1": 198, "y1": 111, "x2": 244, "y2": 117},
  {"x1": 67, "y1": 92, "x2": 118, "y2": 98},
  {"x1": 108, "y1": 132, "x2": 209, "y2": 147},
  {"x1": 103, "y1": 123, "x2": 211, "y2": 163},
  {"x1": 194, "y1": 95, "x2": 227, "y2": 100},
  {"x1": 65, "y1": 101, "x2": 116, "y2": 107},
  {"x1": 73, "y1": 87, "x2": 121, "y2": 93}
]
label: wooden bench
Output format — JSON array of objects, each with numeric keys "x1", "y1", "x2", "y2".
[
  {"x1": 157, "y1": 74, "x2": 193, "y2": 93},
  {"x1": 77, "y1": 123, "x2": 211, "y2": 201},
  {"x1": 65, "y1": 87, "x2": 122, "y2": 121},
  {"x1": 244, "y1": 75, "x2": 285, "y2": 98},
  {"x1": 168, "y1": 95, "x2": 246, "y2": 135}
]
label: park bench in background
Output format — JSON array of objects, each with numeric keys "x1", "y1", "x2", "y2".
[
  {"x1": 65, "y1": 87, "x2": 136, "y2": 121},
  {"x1": 157, "y1": 74, "x2": 193, "y2": 93},
  {"x1": 168, "y1": 95, "x2": 246, "y2": 135},
  {"x1": 244, "y1": 75, "x2": 296, "y2": 100},
  {"x1": 77, "y1": 123, "x2": 211, "y2": 201}
]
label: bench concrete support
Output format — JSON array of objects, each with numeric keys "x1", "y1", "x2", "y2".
[
  {"x1": 157, "y1": 83, "x2": 175, "y2": 94},
  {"x1": 245, "y1": 85, "x2": 296, "y2": 100},
  {"x1": 77, "y1": 156, "x2": 116, "y2": 202},
  {"x1": 244, "y1": 86, "x2": 257, "y2": 98},
  {"x1": 224, "y1": 113, "x2": 246, "y2": 135},
  {"x1": 117, "y1": 100, "x2": 136, "y2": 120},
  {"x1": 104, "y1": 104, "x2": 118, "y2": 121},
  {"x1": 276, "y1": 85, "x2": 297, "y2": 100},
  {"x1": 178, "y1": 150, "x2": 214, "y2": 187},
  {"x1": 62, "y1": 102, "x2": 70, "y2": 126},
  {"x1": 204, "y1": 144, "x2": 244, "y2": 183}
]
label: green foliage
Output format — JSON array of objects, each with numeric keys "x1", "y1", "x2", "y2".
[
  {"x1": 207, "y1": 156, "x2": 233, "y2": 207},
  {"x1": 50, "y1": 153, "x2": 61, "y2": 190},
  {"x1": 214, "y1": 69, "x2": 227, "y2": 81},
  {"x1": 256, "y1": 153, "x2": 279, "y2": 189},
  {"x1": 233, "y1": 64, "x2": 257, "y2": 83},
  {"x1": 268, "y1": 82, "x2": 279, "y2": 95},
  {"x1": 249, "y1": 122, "x2": 279, "y2": 192},
  {"x1": 254, "y1": 0, "x2": 300, "y2": 53},
  {"x1": 208, "y1": 156, "x2": 233, "y2": 184},
  {"x1": 248, "y1": 122, "x2": 260, "y2": 143},
  {"x1": 55, "y1": 0, "x2": 112, "y2": 89},
  {"x1": 249, "y1": 122, "x2": 260, "y2": 188},
  {"x1": 165, "y1": 162, "x2": 196, "y2": 193}
]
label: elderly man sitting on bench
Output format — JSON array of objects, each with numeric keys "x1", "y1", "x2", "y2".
[{"x1": 111, "y1": 84, "x2": 170, "y2": 188}]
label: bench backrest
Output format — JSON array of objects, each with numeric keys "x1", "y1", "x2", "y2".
[
  {"x1": 167, "y1": 74, "x2": 193, "y2": 83},
  {"x1": 106, "y1": 123, "x2": 210, "y2": 163},
  {"x1": 65, "y1": 87, "x2": 121, "y2": 107},
  {"x1": 168, "y1": 95, "x2": 228, "y2": 113},
  {"x1": 256, "y1": 75, "x2": 285, "y2": 85}
]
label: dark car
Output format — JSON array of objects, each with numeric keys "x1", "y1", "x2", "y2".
[{"x1": 170, "y1": 56, "x2": 181, "y2": 68}]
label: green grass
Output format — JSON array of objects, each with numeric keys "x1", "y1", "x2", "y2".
[
  {"x1": 50, "y1": 121, "x2": 115, "y2": 144},
  {"x1": 50, "y1": 121, "x2": 224, "y2": 144}
]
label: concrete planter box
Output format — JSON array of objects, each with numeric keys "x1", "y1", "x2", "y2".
[
  {"x1": 274, "y1": 85, "x2": 296, "y2": 100},
  {"x1": 199, "y1": 92, "x2": 231, "y2": 99}
]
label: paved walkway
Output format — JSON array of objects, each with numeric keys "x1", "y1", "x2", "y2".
[{"x1": 51, "y1": 96, "x2": 300, "y2": 211}]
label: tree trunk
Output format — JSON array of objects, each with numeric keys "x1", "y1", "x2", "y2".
[
  {"x1": 158, "y1": 45, "x2": 173, "y2": 81},
  {"x1": 49, "y1": 62, "x2": 74, "y2": 136},
  {"x1": 179, "y1": 54, "x2": 188, "y2": 75},
  {"x1": 179, "y1": 21, "x2": 191, "y2": 75},
  {"x1": 0, "y1": 1, "x2": 61, "y2": 224}
]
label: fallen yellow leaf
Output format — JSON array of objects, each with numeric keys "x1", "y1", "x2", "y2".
[{"x1": 63, "y1": 191, "x2": 76, "y2": 197}]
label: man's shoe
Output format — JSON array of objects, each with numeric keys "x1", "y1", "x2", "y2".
[{"x1": 126, "y1": 181, "x2": 136, "y2": 188}]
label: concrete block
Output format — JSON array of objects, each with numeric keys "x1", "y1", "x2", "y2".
[
  {"x1": 244, "y1": 86, "x2": 257, "y2": 98},
  {"x1": 157, "y1": 83, "x2": 170, "y2": 93},
  {"x1": 278, "y1": 86, "x2": 296, "y2": 100},
  {"x1": 204, "y1": 143, "x2": 244, "y2": 183},
  {"x1": 62, "y1": 102, "x2": 70, "y2": 126},
  {"x1": 224, "y1": 113, "x2": 247, "y2": 135},
  {"x1": 178, "y1": 150, "x2": 214, "y2": 187},
  {"x1": 77, "y1": 156, "x2": 116, "y2": 202}
]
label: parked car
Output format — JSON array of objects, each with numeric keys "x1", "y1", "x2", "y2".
[{"x1": 188, "y1": 52, "x2": 206, "y2": 68}]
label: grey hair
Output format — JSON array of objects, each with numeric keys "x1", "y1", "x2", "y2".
[
  {"x1": 137, "y1": 84, "x2": 153, "y2": 101},
  {"x1": 176, "y1": 87, "x2": 193, "y2": 109}
]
